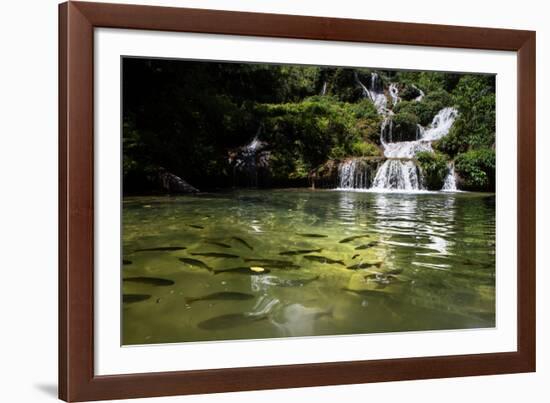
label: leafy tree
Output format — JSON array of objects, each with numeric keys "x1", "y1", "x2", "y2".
[
  {"x1": 455, "y1": 148, "x2": 496, "y2": 191},
  {"x1": 122, "y1": 58, "x2": 496, "y2": 192},
  {"x1": 451, "y1": 75, "x2": 496, "y2": 149},
  {"x1": 416, "y1": 151, "x2": 449, "y2": 190}
]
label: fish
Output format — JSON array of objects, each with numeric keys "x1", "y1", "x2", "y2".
[
  {"x1": 355, "y1": 241, "x2": 379, "y2": 250},
  {"x1": 197, "y1": 313, "x2": 269, "y2": 330},
  {"x1": 385, "y1": 268, "x2": 404, "y2": 275},
  {"x1": 190, "y1": 252, "x2": 240, "y2": 259},
  {"x1": 178, "y1": 257, "x2": 212, "y2": 271},
  {"x1": 351, "y1": 254, "x2": 360, "y2": 260},
  {"x1": 279, "y1": 248, "x2": 323, "y2": 256},
  {"x1": 123, "y1": 277, "x2": 175, "y2": 286},
  {"x1": 122, "y1": 259, "x2": 133, "y2": 265},
  {"x1": 187, "y1": 224, "x2": 204, "y2": 229},
  {"x1": 232, "y1": 237, "x2": 254, "y2": 250},
  {"x1": 296, "y1": 233, "x2": 328, "y2": 238},
  {"x1": 244, "y1": 258, "x2": 300, "y2": 269},
  {"x1": 265, "y1": 263, "x2": 300, "y2": 269},
  {"x1": 339, "y1": 234, "x2": 371, "y2": 243},
  {"x1": 277, "y1": 275, "x2": 320, "y2": 287},
  {"x1": 341, "y1": 288, "x2": 384, "y2": 297},
  {"x1": 244, "y1": 258, "x2": 292, "y2": 265},
  {"x1": 214, "y1": 267, "x2": 271, "y2": 275},
  {"x1": 204, "y1": 240, "x2": 232, "y2": 249},
  {"x1": 303, "y1": 255, "x2": 345, "y2": 266},
  {"x1": 122, "y1": 294, "x2": 151, "y2": 304},
  {"x1": 134, "y1": 246, "x2": 186, "y2": 252},
  {"x1": 347, "y1": 261, "x2": 383, "y2": 270},
  {"x1": 184, "y1": 291, "x2": 255, "y2": 305}
]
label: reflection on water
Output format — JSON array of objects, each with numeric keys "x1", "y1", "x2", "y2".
[{"x1": 122, "y1": 189, "x2": 495, "y2": 345}]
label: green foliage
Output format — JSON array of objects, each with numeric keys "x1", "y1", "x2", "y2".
[
  {"x1": 399, "y1": 85, "x2": 422, "y2": 101},
  {"x1": 350, "y1": 141, "x2": 381, "y2": 157},
  {"x1": 323, "y1": 68, "x2": 364, "y2": 102},
  {"x1": 258, "y1": 96, "x2": 375, "y2": 172},
  {"x1": 394, "y1": 71, "x2": 462, "y2": 93},
  {"x1": 390, "y1": 111, "x2": 419, "y2": 142},
  {"x1": 350, "y1": 100, "x2": 382, "y2": 143},
  {"x1": 455, "y1": 148, "x2": 496, "y2": 191},
  {"x1": 450, "y1": 75, "x2": 496, "y2": 149},
  {"x1": 122, "y1": 58, "x2": 496, "y2": 192},
  {"x1": 424, "y1": 89, "x2": 454, "y2": 110},
  {"x1": 394, "y1": 89, "x2": 453, "y2": 126},
  {"x1": 416, "y1": 151, "x2": 449, "y2": 190},
  {"x1": 433, "y1": 126, "x2": 464, "y2": 157},
  {"x1": 349, "y1": 99, "x2": 379, "y2": 119}
]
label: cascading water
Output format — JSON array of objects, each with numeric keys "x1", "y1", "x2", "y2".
[
  {"x1": 372, "y1": 160, "x2": 423, "y2": 191},
  {"x1": 230, "y1": 126, "x2": 270, "y2": 187},
  {"x1": 389, "y1": 83, "x2": 400, "y2": 106},
  {"x1": 442, "y1": 162, "x2": 458, "y2": 191},
  {"x1": 412, "y1": 84, "x2": 425, "y2": 102},
  {"x1": 338, "y1": 159, "x2": 371, "y2": 189},
  {"x1": 373, "y1": 107, "x2": 458, "y2": 191},
  {"x1": 422, "y1": 107, "x2": 458, "y2": 141},
  {"x1": 354, "y1": 72, "x2": 388, "y2": 114},
  {"x1": 337, "y1": 75, "x2": 459, "y2": 192},
  {"x1": 321, "y1": 81, "x2": 327, "y2": 96}
]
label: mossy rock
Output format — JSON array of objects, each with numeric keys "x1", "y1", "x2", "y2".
[
  {"x1": 309, "y1": 159, "x2": 339, "y2": 188},
  {"x1": 416, "y1": 151, "x2": 449, "y2": 190}
]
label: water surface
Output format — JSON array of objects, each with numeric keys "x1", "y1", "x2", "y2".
[{"x1": 122, "y1": 189, "x2": 495, "y2": 345}]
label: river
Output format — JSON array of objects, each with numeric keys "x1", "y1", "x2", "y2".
[{"x1": 122, "y1": 189, "x2": 495, "y2": 345}]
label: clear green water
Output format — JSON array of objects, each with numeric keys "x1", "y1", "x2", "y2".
[{"x1": 122, "y1": 189, "x2": 495, "y2": 345}]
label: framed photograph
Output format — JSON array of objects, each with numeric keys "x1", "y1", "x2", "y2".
[{"x1": 59, "y1": 1, "x2": 536, "y2": 401}]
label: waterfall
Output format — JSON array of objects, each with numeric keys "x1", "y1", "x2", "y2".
[
  {"x1": 374, "y1": 107, "x2": 458, "y2": 191},
  {"x1": 412, "y1": 84, "x2": 425, "y2": 102},
  {"x1": 369, "y1": 73, "x2": 388, "y2": 113},
  {"x1": 389, "y1": 83, "x2": 400, "y2": 106},
  {"x1": 321, "y1": 81, "x2": 327, "y2": 96},
  {"x1": 383, "y1": 140, "x2": 433, "y2": 159},
  {"x1": 245, "y1": 135, "x2": 262, "y2": 152},
  {"x1": 381, "y1": 115, "x2": 394, "y2": 143},
  {"x1": 337, "y1": 159, "x2": 371, "y2": 189},
  {"x1": 422, "y1": 107, "x2": 458, "y2": 141},
  {"x1": 442, "y1": 163, "x2": 457, "y2": 191},
  {"x1": 230, "y1": 126, "x2": 270, "y2": 187},
  {"x1": 354, "y1": 71, "x2": 371, "y2": 100},
  {"x1": 382, "y1": 108, "x2": 457, "y2": 159},
  {"x1": 372, "y1": 159, "x2": 423, "y2": 191},
  {"x1": 354, "y1": 71, "x2": 388, "y2": 114},
  {"x1": 337, "y1": 75, "x2": 459, "y2": 192}
]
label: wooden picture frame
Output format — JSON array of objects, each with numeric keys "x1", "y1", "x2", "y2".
[{"x1": 59, "y1": 1, "x2": 536, "y2": 401}]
